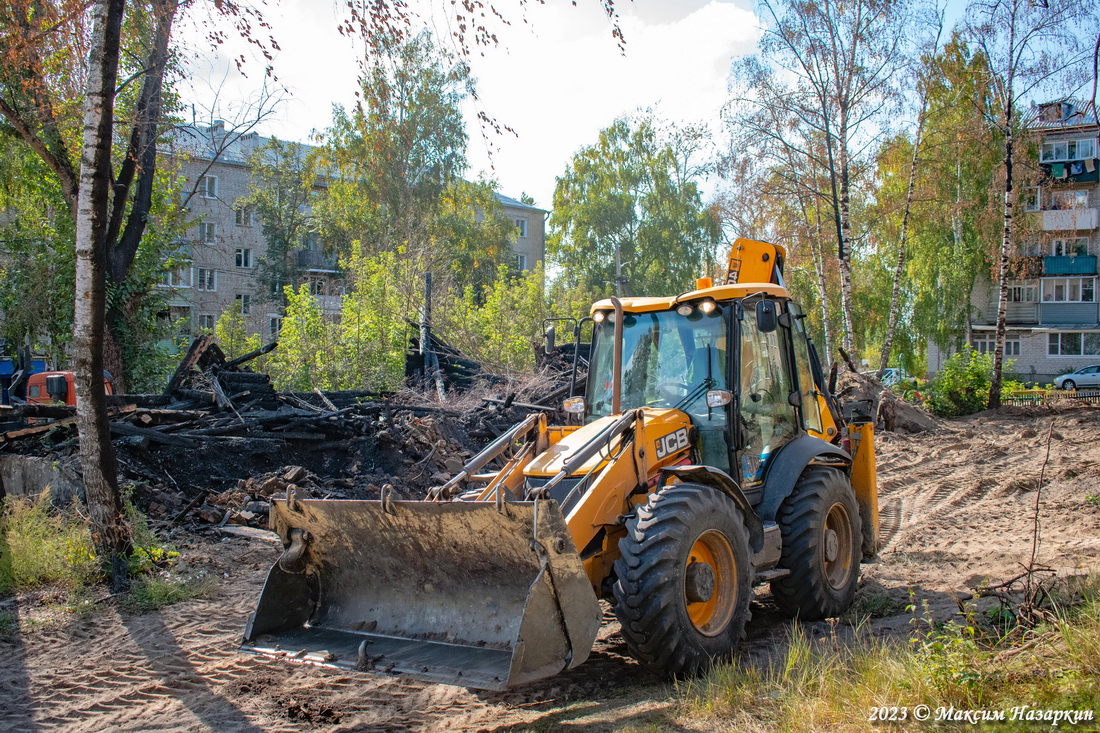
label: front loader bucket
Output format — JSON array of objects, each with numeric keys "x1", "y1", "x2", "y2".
[{"x1": 242, "y1": 496, "x2": 601, "y2": 691}]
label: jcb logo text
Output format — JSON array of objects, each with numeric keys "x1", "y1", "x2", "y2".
[{"x1": 655, "y1": 428, "x2": 690, "y2": 459}]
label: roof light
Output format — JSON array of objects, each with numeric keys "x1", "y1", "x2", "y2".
[
  {"x1": 593, "y1": 311, "x2": 607, "y2": 323},
  {"x1": 699, "y1": 299, "x2": 718, "y2": 315},
  {"x1": 676, "y1": 304, "x2": 695, "y2": 317}
]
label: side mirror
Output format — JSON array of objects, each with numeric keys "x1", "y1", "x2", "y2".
[
  {"x1": 544, "y1": 324, "x2": 556, "y2": 354},
  {"x1": 706, "y1": 390, "x2": 732, "y2": 407},
  {"x1": 756, "y1": 300, "x2": 778, "y2": 333},
  {"x1": 45, "y1": 374, "x2": 68, "y2": 403},
  {"x1": 563, "y1": 397, "x2": 586, "y2": 414}
]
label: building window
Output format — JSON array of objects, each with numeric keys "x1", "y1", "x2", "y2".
[
  {"x1": 236, "y1": 293, "x2": 251, "y2": 315},
  {"x1": 515, "y1": 218, "x2": 528, "y2": 238},
  {"x1": 1041, "y1": 138, "x2": 1096, "y2": 162},
  {"x1": 308, "y1": 276, "x2": 326, "y2": 296},
  {"x1": 515, "y1": 254, "x2": 528, "y2": 270},
  {"x1": 197, "y1": 222, "x2": 216, "y2": 243},
  {"x1": 1022, "y1": 187, "x2": 1040, "y2": 212},
  {"x1": 234, "y1": 248, "x2": 253, "y2": 268},
  {"x1": 1020, "y1": 239, "x2": 1042, "y2": 257},
  {"x1": 302, "y1": 233, "x2": 318, "y2": 250},
  {"x1": 269, "y1": 316, "x2": 282, "y2": 339},
  {"x1": 1009, "y1": 281, "x2": 1037, "y2": 302},
  {"x1": 1050, "y1": 237, "x2": 1089, "y2": 257},
  {"x1": 198, "y1": 314, "x2": 216, "y2": 331},
  {"x1": 1048, "y1": 331, "x2": 1100, "y2": 356},
  {"x1": 1041, "y1": 277, "x2": 1095, "y2": 302},
  {"x1": 161, "y1": 267, "x2": 191, "y2": 288},
  {"x1": 1050, "y1": 190, "x2": 1088, "y2": 211},
  {"x1": 235, "y1": 205, "x2": 254, "y2": 226},
  {"x1": 196, "y1": 268, "x2": 217, "y2": 291},
  {"x1": 971, "y1": 334, "x2": 1020, "y2": 356},
  {"x1": 198, "y1": 175, "x2": 218, "y2": 198}
]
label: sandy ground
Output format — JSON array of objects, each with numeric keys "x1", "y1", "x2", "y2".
[{"x1": 1, "y1": 406, "x2": 1099, "y2": 732}]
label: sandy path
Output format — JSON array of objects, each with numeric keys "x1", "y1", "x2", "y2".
[{"x1": 1, "y1": 406, "x2": 1098, "y2": 731}]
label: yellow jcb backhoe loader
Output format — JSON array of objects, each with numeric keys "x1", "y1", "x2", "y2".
[{"x1": 242, "y1": 238, "x2": 878, "y2": 690}]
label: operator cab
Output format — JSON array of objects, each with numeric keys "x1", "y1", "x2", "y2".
[{"x1": 581, "y1": 291, "x2": 830, "y2": 497}]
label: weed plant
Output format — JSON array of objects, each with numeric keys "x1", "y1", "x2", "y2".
[{"x1": 677, "y1": 577, "x2": 1100, "y2": 731}]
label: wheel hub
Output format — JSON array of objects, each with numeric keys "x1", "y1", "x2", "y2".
[
  {"x1": 824, "y1": 529, "x2": 839, "y2": 562},
  {"x1": 685, "y1": 561, "x2": 716, "y2": 603}
]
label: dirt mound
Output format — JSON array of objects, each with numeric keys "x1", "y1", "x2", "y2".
[{"x1": 834, "y1": 368, "x2": 939, "y2": 433}]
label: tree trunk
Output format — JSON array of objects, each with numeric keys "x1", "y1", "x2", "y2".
[
  {"x1": 837, "y1": 128, "x2": 856, "y2": 357},
  {"x1": 73, "y1": 0, "x2": 131, "y2": 590},
  {"x1": 811, "y1": 205, "x2": 833, "y2": 362},
  {"x1": 878, "y1": 104, "x2": 928, "y2": 377},
  {"x1": 988, "y1": 118, "x2": 1013, "y2": 409}
]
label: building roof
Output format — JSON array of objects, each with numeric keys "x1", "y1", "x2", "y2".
[
  {"x1": 495, "y1": 193, "x2": 547, "y2": 213},
  {"x1": 1030, "y1": 99, "x2": 1099, "y2": 131},
  {"x1": 165, "y1": 123, "x2": 544, "y2": 210}
]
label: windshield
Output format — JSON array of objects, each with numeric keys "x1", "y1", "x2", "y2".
[{"x1": 587, "y1": 307, "x2": 728, "y2": 419}]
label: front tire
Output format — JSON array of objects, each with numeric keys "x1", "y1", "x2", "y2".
[
  {"x1": 1063, "y1": 379, "x2": 1076, "y2": 391},
  {"x1": 613, "y1": 484, "x2": 752, "y2": 677},
  {"x1": 772, "y1": 468, "x2": 862, "y2": 620}
]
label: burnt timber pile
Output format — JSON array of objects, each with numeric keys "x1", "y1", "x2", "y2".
[{"x1": 0, "y1": 336, "x2": 581, "y2": 529}]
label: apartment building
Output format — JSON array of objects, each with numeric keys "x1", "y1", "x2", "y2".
[
  {"x1": 928, "y1": 100, "x2": 1099, "y2": 384},
  {"x1": 161, "y1": 122, "x2": 547, "y2": 341}
]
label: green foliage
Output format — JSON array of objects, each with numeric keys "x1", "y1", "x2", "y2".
[
  {"x1": 123, "y1": 572, "x2": 215, "y2": 613},
  {"x1": 0, "y1": 496, "x2": 99, "y2": 596},
  {"x1": 312, "y1": 30, "x2": 510, "y2": 292},
  {"x1": 214, "y1": 300, "x2": 262, "y2": 361},
  {"x1": 335, "y1": 248, "x2": 409, "y2": 390},
  {"x1": 853, "y1": 36, "x2": 999, "y2": 371},
  {"x1": 122, "y1": 493, "x2": 179, "y2": 576},
  {"x1": 680, "y1": 583, "x2": 1100, "y2": 730},
  {"x1": 266, "y1": 284, "x2": 332, "y2": 392},
  {"x1": 0, "y1": 138, "x2": 76, "y2": 364},
  {"x1": 925, "y1": 347, "x2": 1018, "y2": 417},
  {"x1": 239, "y1": 138, "x2": 318, "y2": 308},
  {"x1": 437, "y1": 264, "x2": 550, "y2": 373},
  {"x1": 548, "y1": 114, "x2": 719, "y2": 297}
]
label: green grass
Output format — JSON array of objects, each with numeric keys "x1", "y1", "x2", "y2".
[
  {"x1": 123, "y1": 572, "x2": 216, "y2": 612},
  {"x1": 0, "y1": 495, "x2": 100, "y2": 596},
  {"x1": 677, "y1": 578, "x2": 1100, "y2": 732},
  {"x1": 1, "y1": 493, "x2": 212, "y2": 618}
]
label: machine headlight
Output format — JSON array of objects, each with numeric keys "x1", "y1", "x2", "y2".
[
  {"x1": 593, "y1": 311, "x2": 607, "y2": 323},
  {"x1": 699, "y1": 299, "x2": 718, "y2": 315},
  {"x1": 676, "y1": 304, "x2": 695, "y2": 317}
]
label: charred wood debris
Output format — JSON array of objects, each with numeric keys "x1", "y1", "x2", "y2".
[{"x1": 0, "y1": 332, "x2": 588, "y2": 531}]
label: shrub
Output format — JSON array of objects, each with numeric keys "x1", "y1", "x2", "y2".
[
  {"x1": 924, "y1": 347, "x2": 1017, "y2": 417},
  {"x1": 0, "y1": 496, "x2": 99, "y2": 595}
]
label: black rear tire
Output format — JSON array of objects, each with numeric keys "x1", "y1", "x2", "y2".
[
  {"x1": 613, "y1": 483, "x2": 753, "y2": 677},
  {"x1": 771, "y1": 467, "x2": 862, "y2": 620}
]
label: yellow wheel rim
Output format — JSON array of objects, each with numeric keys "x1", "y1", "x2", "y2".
[
  {"x1": 685, "y1": 530, "x2": 738, "y2": 636},
  {"x1": 823, "y1": 502, "x2": 854, "y2": 590}
]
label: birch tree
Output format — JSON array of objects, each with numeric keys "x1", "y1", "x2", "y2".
[
  {"x1": 963, "y1": 0, "x2": 1098, "y2": 408},
  {"x1": 728, "y1": 0, "x2": 910, "y2": 358},
  {"x1": 876, "y1": 10, "x2": 946, "y2": 377}
]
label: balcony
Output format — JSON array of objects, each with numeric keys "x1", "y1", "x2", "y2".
[
  {"x1": 1039, "y1": 302, "x2": 1100, "y2": 326},
  {"x1": 1043, "y1": 255, "x2": 1097, "y2": 276},
  {"x1": 297, "y1": 248, "x2": 339, "y2": 272},
  {"x1": 1039, "y1": 160, "x2": 1099, "y2": 185},
  {"x1": 1042, "y1": 208, "x2": 1098, "y2": 231}
]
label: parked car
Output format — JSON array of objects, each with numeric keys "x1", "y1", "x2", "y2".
[{"x1": 1054, "y1": 365, "x2": 1100, "y2": 390}]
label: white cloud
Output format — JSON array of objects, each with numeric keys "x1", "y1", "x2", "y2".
[{"x1": 177, "y1": 0, "x2": 761, "y2": 209}]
